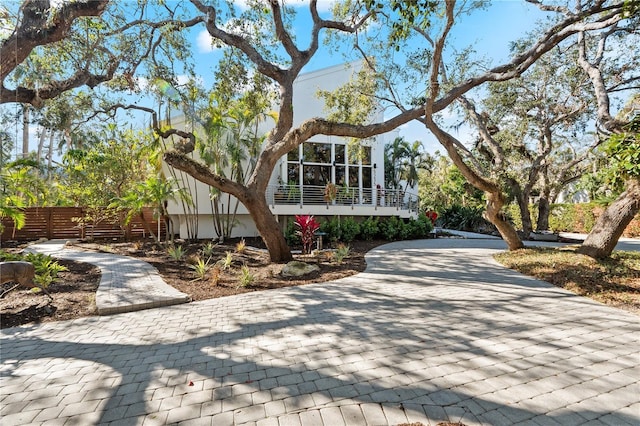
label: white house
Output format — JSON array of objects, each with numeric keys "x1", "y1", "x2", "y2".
[{"x1": 164, "y1": 62, "x2": 420, "y2": 240}]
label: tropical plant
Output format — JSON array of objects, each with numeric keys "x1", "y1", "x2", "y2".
[
  {"x1": 334, "y1": 243, "x2": 350, "y2": 265},
  {"x1": 201, "y1": 241, "x2": 216, "y2": 258},
  {"x1": 295, "y1": 215, "x2": 321, "y2": 254},
  {"x1": 188, "y1": 257, "x2": 210, "y2": 281},
  {"x1": 239, "y1": 264, "x2": 255, "y2": 287},
  {"x1": 0, "y1": 250, "x2": 67, "y2": 293},
  {"x1": 425, "y1": 211, "x2": 438, "y2": 226},
  {"x1": 197, "y1": 86, "x2": 276, "y2": 240},
  {"x1": 219, "y1": 251, "x2": 233, "y2": 270},
  {"x1": 323, "y1": 182, "x2": 338, "y2": 203},
  {"x1": 439, "y1": 205, "x2": 489, "y2": 232},
  {"x1": 210, "y1": 264, "x2": 222, "y2": 286},
  {"x1": 167, "y1": 245, "x2": 185, "y2": 261}
]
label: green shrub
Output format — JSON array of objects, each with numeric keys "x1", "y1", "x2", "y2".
[
  {"x1": 398, "y1": 219, "x2": 412, "y2": 240},
  {"x1": 549, "y1": 203, "x2": 597, "y2": 233},
  {"x1": 0, "y1": 250, "x2": 68, "y2": 291},
  {"x1": 285, "y1": 219, "x2": 301, "y2": 246},
  {"x1": 419, "y1": 214, "x2": 434, "y2": 235},
  {"x1": 408, "y1": 216, "x2": 431, "y2": 238},
  {"x1": 439, "y1": 204, "x2": 487, "y2": 231},
  {"x1": 340, "y1": 217, "x2": 360, "y2": 243},
  {"x1": 380, "y1": 216, "x2": 402, "y2": 240},
  {"x1": 359, "y1": 216, "x2": 380, "y2": 240},
  {"x1": 320, "y1": 216, "x2": 341, "y2": 243}
]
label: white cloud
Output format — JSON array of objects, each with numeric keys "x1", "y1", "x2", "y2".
[
  {"x1": 196, "y1": 29, "x2": 218, "y2": 53},
  {"x1": 136, "y1": 76, "x2": 150, "y2": 91},
  {"x1": 286, "y1": 0, "x2": 336, "y2": 13},
  {"x1": 234, "y1": 0, "x2": 335, "y2": 13}
]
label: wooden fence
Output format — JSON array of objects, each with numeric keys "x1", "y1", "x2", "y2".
[{"x1": 1, "y1": 207, "x2": 165, "y2": 241}]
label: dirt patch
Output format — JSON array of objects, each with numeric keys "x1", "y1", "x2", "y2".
[
  {"x1": 1, "y1": 258, "x2": 101, "y2": 328},
  {"x1": 1, "y1": 238, "x2": 386, "y2": 328}
]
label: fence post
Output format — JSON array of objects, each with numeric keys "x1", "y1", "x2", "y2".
[{"x1": 47, "y1": 207, "x2": 53, "y2": 239}]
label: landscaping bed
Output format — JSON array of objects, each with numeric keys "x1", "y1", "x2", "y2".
[{"x1": 1, "y1": 238, "x2": 386, "y2": 328}]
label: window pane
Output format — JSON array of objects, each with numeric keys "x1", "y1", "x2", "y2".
[
  {"x1": 348, "y1": 166, "x2": 359, "y2": 187},
  {"x1": 335, "y1": 166, "x2": 346, "y2": 186},
  {"x1": 287, "y1": 164, "x2": 299, "y2": 184},
  {"x1": 335, "y1": 144, "x2": 345, "y2": 164},
  {"x1": 302, "y1": 142, "x2": 331, "y2": 164},
  {"x1": 347, "y1": 143, "x2": 371, "y2": 165},
  {"x1": 303, "y1": 165, "x2": 331, "y2": 186},
  {"x1": 348, "y1": 145, "x2": 359, "y2": 164},
  {"x1": 362, "y1": 146, "x2": 371, "y2": 165},
  {"x1": 287, "y1": 148, "x2": 299, "y2": 162},
  {"x1": 362, "y1": 166, "x2": 372, "y2": 189}
]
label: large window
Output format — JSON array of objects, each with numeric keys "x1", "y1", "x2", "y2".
[{"x1": 285, "y1": 141, "x2": 374, "y2": 201}]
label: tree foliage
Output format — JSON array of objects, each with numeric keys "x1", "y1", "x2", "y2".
[{"x1": 2, "y1": 0, "x2": 636, "y2": 261}]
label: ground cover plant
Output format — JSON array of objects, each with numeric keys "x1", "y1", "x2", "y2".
[{"x1": 495, "y1": 247, "x2": 640, "y2": 314}]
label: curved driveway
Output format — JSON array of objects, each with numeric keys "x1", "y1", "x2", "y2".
[{"x1": 1, "y1": 238, "x2": 639, "y2": 425}]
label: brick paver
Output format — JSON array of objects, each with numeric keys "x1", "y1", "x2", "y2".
[
  {"x1": 2, "y1": 237, "x2": 639, "y2": 425},
  {"x1": 25, "y1": 240, "x2": 191, "y2": 314}
]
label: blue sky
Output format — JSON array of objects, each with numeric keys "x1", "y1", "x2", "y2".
[
  {"x1": 183, "y1": 0, "x2": 550, "y2": 154},
  {"x1": 1, "y1": 1, "x2": 552, "y2": 157}
]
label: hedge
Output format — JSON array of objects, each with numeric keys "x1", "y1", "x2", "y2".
[{"x1": 506, "y1": 202, "x2": 640, "y2": 238}]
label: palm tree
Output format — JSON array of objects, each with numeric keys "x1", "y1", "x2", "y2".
[
  {"x1": 384, "y1": 137, "x2": 410, "y2": 190},
  {"x1": 402, "y1": 140, "x2": 426, "y2": 191}
]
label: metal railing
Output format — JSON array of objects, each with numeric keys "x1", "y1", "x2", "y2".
[{"x1": 266, "y1": 185, "x2": 420, "y2": 213}]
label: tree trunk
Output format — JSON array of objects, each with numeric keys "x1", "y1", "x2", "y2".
[
  {"x1": 423, "y1": 115, "x2": 524, "y2": 251},
  {"x1": 22, "y1": 105, "x2": 29, "y2": 158},
  {"x1": 578, "y1": 178, "x2": 640, "y2": 259},
  {"x1": 36, "y1": 127, "x2": 47, "y2": 163},
  {"x1": 164, "y1": 149, "x2": 294, "y2": 262},
  {"x1": 518, "y1": 197, "x2": 533, "y2": 237},
  {"x1": 508, "y1": 179, "x2": 533, "y2": 236},
  {"x1": 244, "y1": 190, "x2": 293, "y2": 263},
  {"x1": 537, "y1": 196, "x2": 551, "y2": 231},
  {"x1": 485, "y1": 191, "x2": 525, "y2": 251}
]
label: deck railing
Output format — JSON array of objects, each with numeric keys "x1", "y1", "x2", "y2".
[{"x1": 266, "y1": 185, "x2": 420, "y2": 213}]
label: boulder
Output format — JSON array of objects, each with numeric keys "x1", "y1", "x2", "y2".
[{"x1": 281, "y1": 261, "x2": 320, "y2": 277}]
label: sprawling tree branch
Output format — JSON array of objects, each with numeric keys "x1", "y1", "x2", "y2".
[{"x1": 0, "y1": 0, "x2": 109, "y2": 82}]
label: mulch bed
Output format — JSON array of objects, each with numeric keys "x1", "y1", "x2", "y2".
[{"x1": 1, "y1": 238, "x2": 386, "y2": 328}]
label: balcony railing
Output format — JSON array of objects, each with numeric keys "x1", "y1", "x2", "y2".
[{"x1": 266, "y1": 185, "x2": 420, "y2": 213}]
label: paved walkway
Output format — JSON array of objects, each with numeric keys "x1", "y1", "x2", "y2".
[
  {"x1": 2, "y1": 238, "x2": 639, "y2": 425},
  {"x1": 25, "y1": 240, "x2": 190, "y2": 315}
]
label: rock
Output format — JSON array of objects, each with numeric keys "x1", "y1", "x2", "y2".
[
  {"x1": 530, "y1": 231, "x2": 559, "y2": 242},
  {"x1": 281, "y1": 261, "x2": 320, "y2": 277}
]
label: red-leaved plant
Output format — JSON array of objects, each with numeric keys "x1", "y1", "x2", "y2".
[
  {"x1": 294, "y1": 215, "x2": 321, "y2": 254},
  {"x1": 425, "y1": 210, "x2": 438, "y2": 226}
]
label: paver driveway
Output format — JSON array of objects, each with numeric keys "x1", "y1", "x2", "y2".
[{"x1": 1, "y1": 238, "x2": 639, "y2": 425}]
